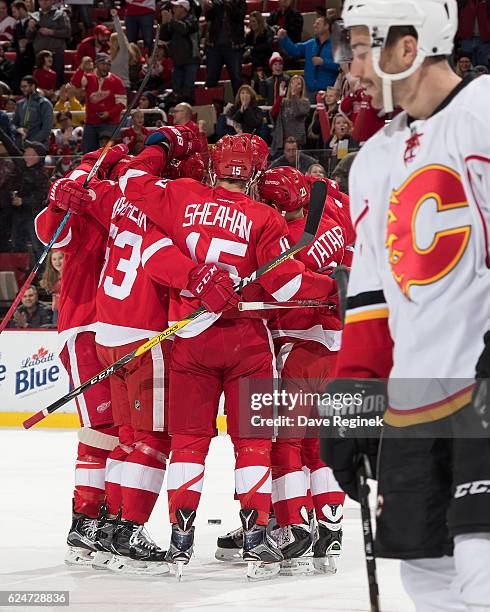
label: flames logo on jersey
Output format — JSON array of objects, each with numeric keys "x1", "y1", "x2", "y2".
[{"x1": 386, "y1": 165, "x2": 471, "y2": 298}]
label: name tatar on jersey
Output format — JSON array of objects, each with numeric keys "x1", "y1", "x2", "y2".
[
  {"x1": 307, "y1": 225, "x2": 345, "y2": 269},
  {"x1": 112, "y1": 196, "x2": 147, "y2": 231},
  {"x1": 182, "y1": 201, "x2": 252, "y2": 241}
]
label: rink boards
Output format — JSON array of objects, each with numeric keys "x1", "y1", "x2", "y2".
[
  {"x1": 0, "y1": 329, "x2": 227, "y2": 431},
  {"x1": 0, "y1": 330, "x2": 77, "y2": 427}
]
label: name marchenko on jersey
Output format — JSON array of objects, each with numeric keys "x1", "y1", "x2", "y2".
[{"x1": 111, "y1": 196, "x2": 148, "y2": 231}]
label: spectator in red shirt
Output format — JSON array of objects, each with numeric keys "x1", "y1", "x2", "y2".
[
  {"x1": 75, "y1": 24, "x2": 111, "y2": 67},
  {"x1": 125, "y1": 0, "x2": 155, "y2": 52},
  {"x1": 33, "y1": 50, "x2": 57, "y2": 100},
  {"x1": 72, "y1": 52, "x2": 126, "y2": 153},
  {"x1": 121, "y1": 109, "x2": 149, "y2": 154}
]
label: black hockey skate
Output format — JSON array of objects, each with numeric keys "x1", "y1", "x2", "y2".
[
  {"x1": 240, "y1": 509, "x2": 283, "y2": 581},
  {"x1": 91, "y1": 505, "x2": 118, "y2": 571},
  {"x1": 108, "y1": 519, "x2": 169, "y2": 576},
  {"x1": 215, "y1": 525, "x2": 244, "y2": 563},
  {"x1": 313, "y1": 504, "x2": 343, "y2": 574},
  {"x1": 273, "y1": 514, "x2": 314, "y2": 576},
  {"x1": 65, "y1": 504, "x2": 98, "y2": 566},
  {"x1": 165, "y1": 508, "x2": 196, "y2": 580}
]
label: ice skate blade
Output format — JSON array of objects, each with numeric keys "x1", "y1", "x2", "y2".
[
  {"x1": 215, "y1": 547, "x2": 246, "y2": 564},
  {"x1": 246, "y1": 561, "x2": 281, "y2": 581},
  {"x1": 313, "y1": 556, "x2": 338, "y2": 574},
  {"x1": 108, "y1": 555, "x2": 170, "y2": 576},
  {"x1": 279, "y1": 557, "x2": 315, "y2": 576},
  {"x1": 92, "y1": 551, "x2": 113, "y2": 570},
  {"x1": 64, "y1": 546, "x2": 95, "y2": 567},
  {"x1": 175, "y1": 561, "x2": 185, "y2": 581}
]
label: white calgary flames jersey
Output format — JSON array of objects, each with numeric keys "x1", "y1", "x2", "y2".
[{"x1": 344, "y1": 76, "x2": 490, "y2": 424}]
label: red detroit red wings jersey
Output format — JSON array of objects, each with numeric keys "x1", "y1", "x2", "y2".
[
  {"x1": 35, "y1": 205, "x2": 107, "y2": 351},
  {"x1": 78, "y1": 179, "x2": 196, "y2": 347},
  {"x1": 270, "y1": 203, "x2": 346, "y2": 350},
  {"x1": 118, "y1": 173, "x2": 335, "y2": 337}
]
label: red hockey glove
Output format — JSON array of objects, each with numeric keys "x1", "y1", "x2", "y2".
[
  {"x1": 145, "y1": 125, "x2": 201, "y2": 160},
  {"x1": 47, "y1": 178, "x2": 94, "y2": 215},
  {"x1": 81, "y1": 143, "x2": 129, "y2": 179},
  {"x1": 187, "y1": 264, "x2": 240, "y2": 313}
]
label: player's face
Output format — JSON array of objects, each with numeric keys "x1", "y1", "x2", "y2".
[{"x1": 349, "y1": 27, "x2": 384, "y2": 108}]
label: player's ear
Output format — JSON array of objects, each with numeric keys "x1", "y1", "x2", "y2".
[{"x1": 400, "y1": 35, "x2": 418, "y2": 70}]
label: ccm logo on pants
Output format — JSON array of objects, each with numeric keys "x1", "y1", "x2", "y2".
[{"x1": 454, "y1": 480, "x2": 490, "y2": 498}]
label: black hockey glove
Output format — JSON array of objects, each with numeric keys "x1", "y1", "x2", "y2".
[
  {"x1": 319, "y1": 378, "x2": 387, "y2": 502},
  {"x1": 473, "y1": 331, "x2": 490, "y2": 430}
]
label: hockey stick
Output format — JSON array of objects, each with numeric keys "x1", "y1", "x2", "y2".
[
  {"x1": 334, "y1": 265, "x2": 381, "y2": 612},
  {"x1": 0, "y1": 27, "x2": 161, "y2": 335},
  {"x1": 23, "y1": 181, "x2": 328, "y2": 429},
  {"x1": 238, "y1": 300, "x2": 335, "y2": 311}
]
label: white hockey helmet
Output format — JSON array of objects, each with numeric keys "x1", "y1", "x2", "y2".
[{"x1": 340, "y1": 0, "x2": 458, "y2": 111}]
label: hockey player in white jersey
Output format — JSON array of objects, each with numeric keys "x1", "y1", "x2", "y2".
[{"x1": 321, "y1": 1, "x2": 490, "y2": 611}]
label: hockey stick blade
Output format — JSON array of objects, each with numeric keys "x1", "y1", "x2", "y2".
[
  {"x1": 304, "y1": 180, "x2": 327, "y2": 238},
  {"x1": 332, "y1": 266, "x2": 349, "y2": 323},
  {"x1": 23, "y1": 179, "x2": 327, "y2": 428}
]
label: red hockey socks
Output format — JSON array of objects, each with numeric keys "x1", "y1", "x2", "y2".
[
  {"x1": 105, "y1": 424, "x2": 134, "y2": 517},
  {"x1": 74, "y1": 424, "x2": 119, "y2": 518},
  {"x1": 167, "y1": 434, "x2": 211, "y2": 523},
  {"x1": 234, "y1": 438, "x2": 272, "y2": 526},
  {"x1": 301, "y1": 438, "x2": 345, "y2": 521},
  {"x1": 120, "y1": 430, "x2": 170, "y2": 524},
  {"x1": 271, "y1": 438, "x2": 308, "y2": 527}
]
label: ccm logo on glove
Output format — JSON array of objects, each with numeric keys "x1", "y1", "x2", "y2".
[{"x1": 193, "y1": 264, "x2": 218, "y2": 294}]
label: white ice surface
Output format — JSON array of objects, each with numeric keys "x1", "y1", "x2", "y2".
[{"x1": 0, "y1": 430, "x2": 414, "y2": 612}]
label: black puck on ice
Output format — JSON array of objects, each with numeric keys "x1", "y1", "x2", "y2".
[{"x1": 208, "y1": 519, "x2": 222, "y2": 525}]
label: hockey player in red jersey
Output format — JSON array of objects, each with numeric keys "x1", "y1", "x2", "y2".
[
  {"x1": 114, "y1": 132, "x2": 337, "y2": 579},
  {"x1": 34, "y1": 145, "x2": 128, "y2": 566},
  {"x1": 53, "y1": 127, "x2": 239, "y2": 575},
  {"x1": 257, "y1": 167, "x2": 349, "y2": 575}
]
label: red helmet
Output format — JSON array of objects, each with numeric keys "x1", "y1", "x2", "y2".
[
  {"x1": 210, "y1": 134, "x2": 269, "y2": 182},
  {"x1": 258, "y1": 166, "x2": 310, "y2": 212},
  {"x1": 166, "y1": 152, "x2": 205, "y2": 182}
]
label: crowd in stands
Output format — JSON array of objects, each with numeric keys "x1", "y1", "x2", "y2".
[{"x1": 0, "y1": 0, "x2": 488, "y2": 326}]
